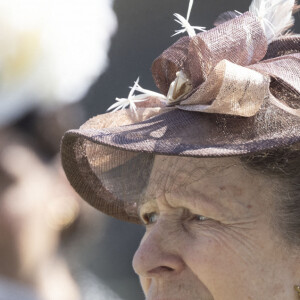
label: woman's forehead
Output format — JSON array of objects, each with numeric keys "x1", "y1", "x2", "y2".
[
  {"x1": 145, "y1": 155, "x2": 243, "y2": 195},
  {"x1": 142, "y1": 155, "x2": 272, "y2": 216}
]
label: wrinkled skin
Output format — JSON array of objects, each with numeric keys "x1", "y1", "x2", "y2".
[{"x1": 132, "y1": 156, "x2": 300, "y2": 300}]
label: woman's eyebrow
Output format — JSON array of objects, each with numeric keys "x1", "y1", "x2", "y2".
[
  {"x1": 166, "y1": 189, "x2": 222, "y2": 211},
  {"x1": 165, "y1": 183, "x2": 249, "y2": 219},
  {"x1": 138, "y1": 198, "x2": 157, "y2": 214}
]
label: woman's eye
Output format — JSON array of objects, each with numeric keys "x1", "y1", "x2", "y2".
[
  {"x1": 192, "y1": 214, "x2": 209, "y2": 222},
  {"x1": 142, "y1": 212, "x2": 158, "y2": 225}
]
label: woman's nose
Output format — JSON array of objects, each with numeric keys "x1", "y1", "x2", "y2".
[{"x1": 132, "y1": 225, "x2": 184, "y2": 278}]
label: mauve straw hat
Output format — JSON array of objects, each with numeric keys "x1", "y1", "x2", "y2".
[{"x1": 61, "y1": 0, "x2": 300, "y2": 223}]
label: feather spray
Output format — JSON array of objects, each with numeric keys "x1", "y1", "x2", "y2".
[{"x1": 249, "y1": 0, "x2": 297, "y2": 42}]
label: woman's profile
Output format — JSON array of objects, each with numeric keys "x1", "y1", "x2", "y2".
[{"x1": 61, "y1": 0, "x2": 300, "y2": 298}]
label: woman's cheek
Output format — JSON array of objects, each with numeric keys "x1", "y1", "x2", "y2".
[
  {"x1": 183, "y1": 223, "x2": 259, "y2": 282},
  {"x1": 183, "y1": 226, "x2": 225, "y2": 266}
]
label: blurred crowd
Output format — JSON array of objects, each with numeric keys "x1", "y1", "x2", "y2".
[{"x1": 0, "y1": 0, "x2": 134, "y2": 299}]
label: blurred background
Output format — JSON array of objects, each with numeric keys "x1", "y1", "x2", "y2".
[{"x1": 0, "y1": 0, "x2": 299, "y2": 299}]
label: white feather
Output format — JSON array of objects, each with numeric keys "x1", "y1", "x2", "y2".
[{"x1": 249, "y1": 0, "x2": 295, "y2": 43}]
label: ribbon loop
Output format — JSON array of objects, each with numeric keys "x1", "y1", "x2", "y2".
[{"x1": 179, "y1": 60, "x2": 270, "y2": 117}]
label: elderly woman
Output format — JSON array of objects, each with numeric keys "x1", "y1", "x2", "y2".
[{"x1": 61, "y1": 0, "x2": 300, "y2": 299}]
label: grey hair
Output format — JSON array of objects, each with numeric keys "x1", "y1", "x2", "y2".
[{"x1": 241, "y1": 147, "x2": 300, "y2": 248}]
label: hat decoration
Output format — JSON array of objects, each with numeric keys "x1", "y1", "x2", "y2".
[{"x1": 108, "y1": 0, "x2": 300, "y2": 118}]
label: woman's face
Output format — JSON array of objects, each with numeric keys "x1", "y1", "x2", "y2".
[{"x1": 133, "y1": 156, "x2": 298, "y2": 300}]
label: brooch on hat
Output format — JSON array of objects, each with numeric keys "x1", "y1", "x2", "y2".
[{"x1": 108, "y1": 0, "x2": 300, "y2": 118}]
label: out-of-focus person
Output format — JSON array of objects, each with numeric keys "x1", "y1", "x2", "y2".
[{"x1": 0, "y1": 131, "x2": 81, "y2": 300}]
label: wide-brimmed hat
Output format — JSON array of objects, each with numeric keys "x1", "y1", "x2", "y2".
[{"x1": 61, "y1": 0, "x2": 300, "y2": 223}]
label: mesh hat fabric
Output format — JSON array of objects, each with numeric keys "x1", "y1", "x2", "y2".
[
  {"x1": 61, "y1": 9, "x2": 300, "y2": 224},
  {"x1": 61, "y1": 101, "x2": 300, "y2": 223}
]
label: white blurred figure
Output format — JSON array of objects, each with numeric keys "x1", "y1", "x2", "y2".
[
  {"x1": 0, "y1": 0, "x2": 117, "y2": 126},
  {"x1": 0, "y1": 0, "x2": 119, "y2": 299}
]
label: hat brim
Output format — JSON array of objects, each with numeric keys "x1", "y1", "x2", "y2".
[{"x1": 61, "y1": 105, "x2": 300, "y2": 223}]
